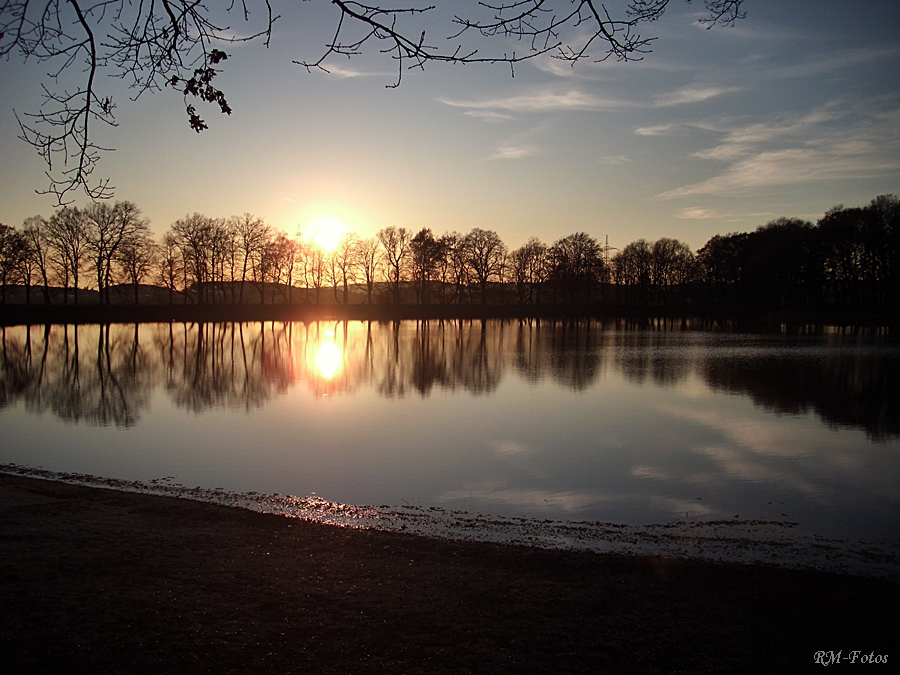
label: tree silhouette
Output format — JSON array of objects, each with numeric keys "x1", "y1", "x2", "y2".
[
  {"x1": 409, "y1": 228, "x2": 444, "y2": 304},
  {"x1": 612, "y1": 238, "x2": 652, "y2": 304},
  {"x1": 0, "y1": 223, "x2": 29, "y2": 303},
  {"x1": 116, "y1": 226, "x2": 158, "y2": 304},
  {"x1": 2, "y1": 1, "x2": 746, "y2": 202},
  {"x1": 510, "y1": 237, "x2": 549, "y2": 305},
  {"x1": 463, "y1": 228, "x2": 507, "y2": 305},
  {"x1": 548, "y1": 232, "x2": 605, "y2": 303},
  {"x1": 22, "y1": 216, "x2": 53, "y2": 304},
  {"x1": 45, "y1": 206, "x2": 90, "y2": 304},
  {"x1": 357, "y1": 236, "x2": 383, "y2": 304},
  {"x1": 3, "y1": 193, "x2": 894, "y2": 314},
  {"x1": 378, "y1": 226, "x2": 411, "y2": 304}
]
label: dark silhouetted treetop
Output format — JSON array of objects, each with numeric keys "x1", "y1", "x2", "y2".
[{"x1": 2, "y1": 1, "x2": 745, "y2": 204}]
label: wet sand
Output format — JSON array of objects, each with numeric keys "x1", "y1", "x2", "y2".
[{"x1": 1, "y1": 473, "x2": 896, "y2": 674}]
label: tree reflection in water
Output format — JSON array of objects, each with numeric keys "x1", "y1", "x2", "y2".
[{"x1": 1, "y1": 321, "x2": 897, "y2": 439}]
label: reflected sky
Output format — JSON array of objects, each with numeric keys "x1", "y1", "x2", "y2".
[{"x1": 1, "y1": 320, "x2": 898, "y2": 540}]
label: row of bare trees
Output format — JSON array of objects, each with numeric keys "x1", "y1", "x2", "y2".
[
  {"x1": 2, "y1": 194, "x2": 897, "y2": 311},
  {"x1": 0, "y1": 202, "x2": 154, "y2": 305}
]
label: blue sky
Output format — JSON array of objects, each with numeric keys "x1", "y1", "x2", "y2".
[{"x1": 1, "y1": 0, "x2": 899, "y2": 251}]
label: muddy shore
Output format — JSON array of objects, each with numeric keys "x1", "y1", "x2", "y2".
[{"x1": 1, "y1": 473, "x2": 896, "y2": 673}]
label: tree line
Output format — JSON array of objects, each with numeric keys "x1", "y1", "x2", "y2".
[{"x1": 1, "y1": 194, "x2": 897, "y2": 314}]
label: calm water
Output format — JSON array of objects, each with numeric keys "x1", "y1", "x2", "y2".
[{"x1": 1, "y1": 320, "x2": 898, "y2": 543}]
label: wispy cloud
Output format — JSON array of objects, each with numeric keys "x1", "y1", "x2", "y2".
[
  {"x1": 489, "y1": 144, "x2": 539, "y2": 160},
  {"x1": 530, "y1": 56, "x2": 583, "y2": 78},
  {"x1": 635, "y1": 120, "x2": 720, "y2": 136},
  {"x1": 312, "y1": 63, "x2": 387, "y2": 78},
  {"x1": 768, "y1": 45, "x2": 900, "y2": 80},
  {"x1": 675, "y1": 207, "x2": 721, "y2": 220},
  {"x1": 692, "y1": 144, "x2": 749, "y2": 160},
  {"x1": 464, "y1": 110, "x2": 515, "y2": 123},
  {"x1": 661, "y1": 148, "x2": 900, "y2": 199},
  {"x1": 483, "y1": 123, "x2": 549, "y2": 161},
  {"x1": 634, "y1": 122, "x2": 682, "y2": 137},
  {"x1": 654, "y1": 86, "x2": 740, "y2": 107},
  {"x1": 657, "y1": 102, "x2": 900, "y2": 198},
  {"x1": 438, "y1": 88, "x2": 633, "y2": 113},
  {"x1": 443, "y1": 84, "x2": 737, "y2": 117}
]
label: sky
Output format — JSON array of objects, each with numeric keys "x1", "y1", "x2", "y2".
[{"x1": 1, "y1": 0, "x2": 899, "y2": 252}]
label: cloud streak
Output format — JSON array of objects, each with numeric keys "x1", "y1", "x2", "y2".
[
  {"x1": 488, "y1": 144, "x2": 539, "y2": 161},
  {"x1": 654, "y1": 86, "x2": 740, "y2": 107},
  {"x1": 443, "y1": 83, "x2": 738, "y2": 118},
  {"x1": 675, "y1": 207, "x2": 721, "y2": 220},
  {"x1": 656, "y1": 102, "x2": 900, "y2": 198},
  {"x1": 439, "y1": 88, "x2": 633, "y2": 113}
]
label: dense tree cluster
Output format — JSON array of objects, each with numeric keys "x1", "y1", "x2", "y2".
[
  {"x1": 696, "y1": 196, "x2": 900, "y2": 313},
  {"x1": 1, "y1": 194, "x2": 897, "y2": 313}
]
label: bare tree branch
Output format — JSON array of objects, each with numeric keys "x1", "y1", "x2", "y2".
[
  {"x1": 3, "y1": 0, "x2": 277, "y2": 203},
  {"x1": 1, "y1": 0, "x2": 744, "y2": 203}
]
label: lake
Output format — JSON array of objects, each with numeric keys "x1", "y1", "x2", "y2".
[{"x1": 2, "y1": 319, "x2": 898, "y2": 571}]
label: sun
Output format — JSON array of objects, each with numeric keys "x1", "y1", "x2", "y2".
[{"x1": 308, "y1": 215, "x2": 345, "y2": 252}]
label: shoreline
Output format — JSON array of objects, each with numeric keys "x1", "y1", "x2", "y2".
[
  {"x1": 4, "y1": 465, "x2": 900, "y2": 582},
  {"x1": 2, "y1": 300, "x2": 897, "y2": 329},
  {"x1": 2, "y1": 472, "x2": 897, "y2": 673}
]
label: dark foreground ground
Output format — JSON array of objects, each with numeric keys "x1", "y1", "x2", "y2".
[{"x1": 1, "y1": 474, "x2": 896, "y2": 674}]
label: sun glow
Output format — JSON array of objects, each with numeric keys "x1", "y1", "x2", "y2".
[
  {"x1": 308, "y1": 215, "x2": 345, "y2": 252},
  {"x1": 315, "y1": 339, "x2": 343, "y2": 380}
]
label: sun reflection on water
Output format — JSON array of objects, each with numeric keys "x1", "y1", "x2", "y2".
[{"x1": 315, "y1": 339, "x2": 343, "y2": 380}]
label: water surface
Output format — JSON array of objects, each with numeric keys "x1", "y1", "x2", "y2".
[{"x1": 1, "y1": 320, "x2": 898, "y2": 549}]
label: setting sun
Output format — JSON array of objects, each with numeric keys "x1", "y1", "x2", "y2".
[{"x1": 307, "y1": 215, "x2": 345, "y2": 252}]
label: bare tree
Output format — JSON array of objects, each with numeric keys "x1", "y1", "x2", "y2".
[
  {"x1": 650, "y1": 237, "x2": 695, "y2": 303},
  {"x1": 377, "y1": 226, "x2": 411, "y2": 304},
  {"x1": 276, "y1": 234, "x2": 300, "y2": 304},
  {"x1": 434, "y1": 231, "x2": 460, "y2": 305},
  {"x1": 17, "y1": 225, "x2": 38, "y2": 304},
  {"x1": 2, "y1": 1, "x2": 745, "y2": 202},
  {"x1": 155, "y1": 232, "x2": 184, "y2": 304},
  {"x1": 357, "y1": 236, "x2": 382, "y2": 304},
  {"x1": 45, "y1": 206, "x2": 90, "y2": 304},
  {"x1": 548, "y1": 232, "x2": 605, "y2": 303},
  {"x1": 613, "y1": 239, "x2": 652, "y2": 286},
  {"x1": 265, "y1": 232, "x2": 299, "y2": 303},
  {"x1": 84, "y1": 201, "x2": 148, "y2": 304},
  {"x1": 116, "y1": 226, "x2": 157, "y2": 304},
  {"x1": 302, "y1": 238, "x2": 327, "y2": 305},
  {"x1": 229, "y1": 213, "x2": 271, "y2": 304},
  {"x1": 0, "y1": 223, "x2": 28, "y2": 303},
  {"x1": 446, "y1": 231, "x2": 471, "y2": 304},
  {"x1": 23, "y1": 216, "x2": 53, "y2": 304},
  {"x1": 170, "y1": 213, "x2": 227, "y2": 304},
  {"x1": 511, "y1": 237, "x2": 549, "y2": 304},
  {"x1": 463, "y1": 227, "x2": 507, "y2": 304},
  {"x1": 409, "y1": 228, "x2": 437, "y2": 304},
  {"x1": 329, "y1": 232, "x2": 361, "y2": 305}
]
